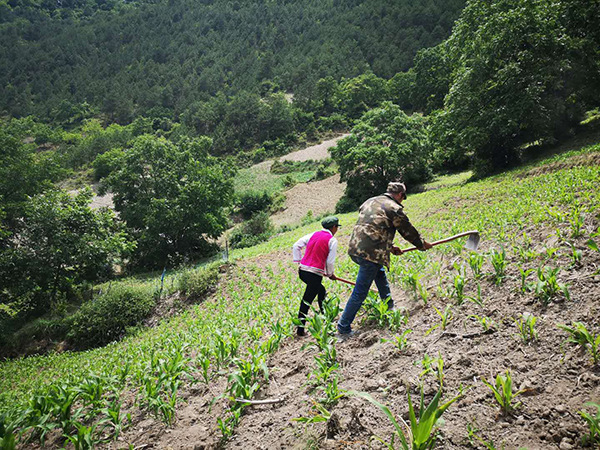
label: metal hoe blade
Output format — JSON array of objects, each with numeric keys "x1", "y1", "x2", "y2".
[{"x1": 465, "y1": 232, "x2": 480, "y2": 251}]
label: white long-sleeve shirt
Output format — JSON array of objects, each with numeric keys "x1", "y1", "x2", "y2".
[{"x1": 292, "y1": 229, "x2": 338, "y2": 277}]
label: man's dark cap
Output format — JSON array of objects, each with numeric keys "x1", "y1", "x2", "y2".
[{"x1": 321, "y1": 216, "x2": 340, "y2": 229}]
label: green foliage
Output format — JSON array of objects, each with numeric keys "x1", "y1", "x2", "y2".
[
  {"x1": 236, "y1": 191, "x2": 274, "y2": 220},
  {"x1": 66, "y1": 283, "x2": 156, "y2": 349},
  {"x1": 489, "y1": 248, "x2": 507, "y2": 285},
  {"x1": 101, "y1": 135, "x2": 234, "y2": 268},
  {"x1": 530, "y1": 266, "x2": 570, "y2": 305},
  {"x1": 350, "y1": 387, "x2": 461, "y2": 450},
  {"x1": 0, "y1": 123, "x2": 61, "y2": 240},
  {"x1": 557, "y1": 322, "x2": 600, "y2": 364},
  {"x1": 177, "y1": 265, "x2": 220, "y2": 302},
  {"x1": 92, "y1": 148, "x2": 125, "y2": 181},
  {"x1": 331, "y1": 102, "x2": 432, "y2": 207},
  {"x1": 229, "y1": 212, "x2": 275, "y2": 249},
  {"x1": 436, "y1": 0, "x2": 600, "y2": 176},
  {"x1": 579, "y1": 402, "x2": 600, "y2": 446},
  {"x1": 0, "y1": 188, "x2": 131, "y2": 323},
  {"x1": 482, "y1": 371, "x2": 524, "y2": 415},
  {"x1": 514, "y1": 313, "x2": 538, "y2": 343}
]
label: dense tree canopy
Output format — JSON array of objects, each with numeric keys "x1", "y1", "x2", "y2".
[
  {"x1": 101, "y1": 135, "x2": 235, "y2": 268},
  {"x1": 331, "y1": 102, "x2": 431, "y2": 211},
  {"x1": 0, "y1": 0, "x2": 465, "y2": 123},
  {"x1": 431, "y1": 0, "x2": 600, "y2": 175}
]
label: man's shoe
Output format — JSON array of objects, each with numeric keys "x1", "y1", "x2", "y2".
[
  {"x1": 336, "y1": 330, "x2": 358, "y2": 342},
  {"x1": 297, "y1": 328, "x2": 306, "y2": 337}
]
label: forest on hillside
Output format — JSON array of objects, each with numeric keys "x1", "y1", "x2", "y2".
[{"x1": 0, "y1": 0, "x2": 464, "y2": 121}]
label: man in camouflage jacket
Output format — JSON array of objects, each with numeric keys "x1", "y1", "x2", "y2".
[{"x1": 337, "y1": 181, "x2": 432, "y2": 337}]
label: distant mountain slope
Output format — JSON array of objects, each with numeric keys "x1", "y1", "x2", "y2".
[{"x1": 0, "y1": 0, "x2": 465, "y2": 120}]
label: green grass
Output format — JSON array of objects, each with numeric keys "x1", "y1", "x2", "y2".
[{"x1": 234, "y1": 162, "x2": 317, "y2": 195}]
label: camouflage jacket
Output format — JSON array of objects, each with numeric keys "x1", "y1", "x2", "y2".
[{"x1": 348, "y1": 193, "x2": 424, "y2": 268}]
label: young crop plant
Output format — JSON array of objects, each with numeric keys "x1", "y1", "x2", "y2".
[
  {"x1": 416, "y1": 354, "x2": 445, "y2": 388},
  {"x1": 579, "y1": 402, "x2": 600, "y2": 446},
  {"x1": 64, "y1": 422, "x2": 100, "y2": 450},
  {"x1": 349, "y1": 387, "x2": 461, "y2": 450},
  {"x1": 293, "y1": 400, "x2": 332, "y2": 424},
  {"x1": 482, "y1": 371, "x2": 525, "y2": 415},
  {"x1": 518, "y1": 267, "x2": 534, "y2": 294},
  {"x1": 569, "y1": 243, "x2": 583, "y2": 267},
  {"x1": 468, "y1": 315, "x2": 495, "y2": 332},
  {"x1": 530, "y1": 266, "x2": 570, "y2": 305},
  {"x1": 0, "y1": 413, "x2": 18, "y2": 450},
  {"x1": 568, "y1": 205, "x2": 585, "y2": 238},
  {"x1": 382, "y1": 329, "x2": 412, "y2": 352},
  {"x1": 515, "y1": 313, "x2": 538, "y2": 343},
  {"x1": 489, "y1": 248, "x2": 507, "y2": 285},
  {"x1": 427, "y1": 305, "x2": 453, "y2": 335},
  {"x1": 557, "y1": 322, "x2": 600, "y2": 364},
  {"x1": 451, "y1": 270, "x2": 467, "y2": 305},
  {"x1": 467, "y1": 252, "x2": 485, "y2": 279},
  {"x1": 466, "y1": 282, "x2": 484, "y2": 306}
]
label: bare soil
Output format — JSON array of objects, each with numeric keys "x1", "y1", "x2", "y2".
[
  {"x1": 271, "y1": 174, "x2": 346, "y2": 227},
  {"x1": 280, "y1": 135, "x2": 349, "y2": 162}
]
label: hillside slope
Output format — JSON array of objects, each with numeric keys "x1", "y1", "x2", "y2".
[{"x1": 1, "y1": 138, "x2": 599, "y2": 449}]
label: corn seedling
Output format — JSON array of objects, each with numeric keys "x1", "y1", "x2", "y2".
[
  {"x1": 365, "y1": 295, "x2": 392, "y2": 328},
  {"x1": 0, "y1": 414, "x2": 18, "y2": 450},
  {"x1": 515, "y1": 313, "x2": 538, "y2": 343},
  {"x1": 466, "y1": 282, "x2": 484, "y2": 306},
  {"x1": 349, "y1": 386, "x2": 461, "y2": 450},
  {"x1": 489, "y1": 248, "x2": 507, "y2": 285},
  {"x1": 467, "y1": 253, "x2": 485, "y2": 279},
  {"x1": 416, "y1": 354, "x2": 444, "y2": 388},
  {"x1": 557, "y1": 322, "x2": 600, "y2": 364},
  {"x1": 319, "y1": 374, "x2": 346, "y2": 407},
  {"x1": 427, "y1": 305, "x2": 453, "y2": 335},
  {"x1": 468, "y1": 315, "x2": 495, "y2": 332},
  {"x1": 579, "y1": 402, "x2": 600, "y2": 446},
  {"x1": 569, "y1": 243, "x2": 582, "y2": 267},
  {"x1": 530, "y1": 266, "x2": 570, "y2": 305},
  {"x1": 466, "y1": 420, "x2": 505, "y2": 450},
  {"x1": 482, "y1": 371, "x2": 525, "y2": 415},
  {"x1": 382, "y1": 329, "x2": 412, "y2": 351},
  {"x1": 98, "y1": 397, "x2": 130, "y2": 441},
  {"x1": 568, "y1": 205, "x2": 585, "y2": 238},
  {"x1": 293, "y1": 400, "x2": 331, "y2": 424},
  {"x1": 64, "y1": 422, "x2": 99, "y2": 450},
  {"x1": 518, "y1": 267, "x2": 534, "y2": 294}
]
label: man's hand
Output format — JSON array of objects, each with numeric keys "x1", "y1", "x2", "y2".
[
  {"x1": 420, "y1": 241, "x2": 433, "y2": 251},
  {"x1": 391, "y1": 246, "x2": 403, "y2": 256},
  {"x1": 329, "y1": 274, "x2": 337, "y2": 280}
]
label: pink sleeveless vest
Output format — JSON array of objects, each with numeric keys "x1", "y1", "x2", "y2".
[{"x1": 300, "y1": 230, "x2": 332, "y2": 273}]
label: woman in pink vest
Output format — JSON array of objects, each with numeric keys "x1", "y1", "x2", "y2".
[{"x1": 292, "y1": 216, "x2": 340, "y2": 336}]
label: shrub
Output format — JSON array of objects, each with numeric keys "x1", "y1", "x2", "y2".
[
  {"x1": 236, "y1": 191, "x2": 274, "y2": 220},
  {"x1": 92, "y1": 148, "x2": 125, "y2": 181},
  {"x1": 229, "y1": 212, "x2": 274, "y2": 249},
  {"x1": 178, "y1": 265, "x2": 220, "y2": 301},
  {"x1": 66, "y1": 283, "x2": 156, "y2": 349}
]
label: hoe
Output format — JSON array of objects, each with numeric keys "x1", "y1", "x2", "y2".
[{"x1": 335, "y1": 230, "x2": 480, "y2": 290}]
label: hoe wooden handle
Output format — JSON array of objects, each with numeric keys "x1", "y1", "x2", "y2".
[
  {"x1": 334, "y1": 276, "x2": 378, "y2": 293},
  {"x1": 400, "y1": 231, "x2": 479, "y2": 254}
]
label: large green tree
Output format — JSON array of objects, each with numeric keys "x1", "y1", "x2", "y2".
[
  {"x1": 101, "y1": 135, "x2": 235, "y2": 268},
  {"x1": 436, "y1": 0, "x2": 600, "y2": 176},
  {"x1": 0, "y1": 188, "x2": 131, "y2": 320},
  {"x1": 330, "y1": 102, "x2": 431, "y2": 211}
]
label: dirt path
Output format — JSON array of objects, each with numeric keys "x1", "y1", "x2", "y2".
[{"x1": 280, "y1": 135, "x2": 349, "y2": 162}]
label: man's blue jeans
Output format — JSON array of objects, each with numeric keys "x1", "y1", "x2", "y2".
[{"x1": 337, "y1": 256, "x2": 392, "y2": 334}]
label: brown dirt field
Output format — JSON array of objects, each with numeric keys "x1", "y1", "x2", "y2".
[{"x1": 271, "y1": 174, "x2": 346, "y2": 227}]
